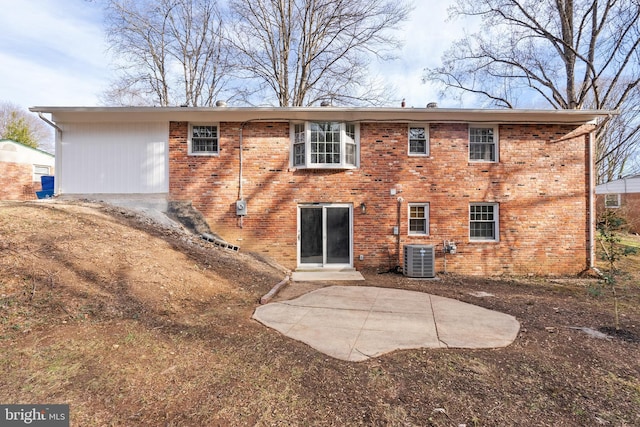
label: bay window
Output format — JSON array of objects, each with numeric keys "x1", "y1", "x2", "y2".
[{"x1": 291, "y1": 121, "x2": 359, "y2": 169}]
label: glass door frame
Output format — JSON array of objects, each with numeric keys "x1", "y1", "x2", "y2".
[{"x1": 297, "y1": 203, "x2": 353, "y2": 269}]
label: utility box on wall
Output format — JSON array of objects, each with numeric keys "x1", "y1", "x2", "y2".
[{"x1": 236, "y1": 199, "x2": 247, "y2": 216}]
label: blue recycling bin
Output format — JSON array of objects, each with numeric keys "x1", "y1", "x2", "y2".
[
  {"x1": 36, "y1": 175, "x2": 55, "y2": 199},
  {"x1": 41, "y1": 175, "x2": 54, "y2": 191}
]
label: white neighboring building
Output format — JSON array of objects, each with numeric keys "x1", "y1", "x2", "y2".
[{"x1": 596, "y1": 175, "x2": 640, "y2": 233}]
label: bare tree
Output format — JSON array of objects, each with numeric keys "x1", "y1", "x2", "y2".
[
  {"x1": 228, "y1": 0, "x2": 411, "y2": 106},
  {"x1": 423, "y1": 0, "x2": 640, "y2": 181},
  {"x1": 103, "y1": 0, "x2": 232, "y2": 106},
  {"x1": 597, "y1": 89, "x2": 640, "y2": 182}
]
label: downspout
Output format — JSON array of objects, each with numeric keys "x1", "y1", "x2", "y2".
[
  {"x1": 588, "y1": 128, "x2": 595, "y2": 269},
  {"x1": 238, "y1": 123, "x2": 244, "y2": 228},
  {"x1": 588, "y1": 114, "x2": 616, "y2": 269},
  {"x1": 36, "y1": 113, "x2": 62, "y2": 195},
  {"x1": 37, "y1": 112, "x2": 62, "y2": 135},
  {"x1": 239, "y1": 124, "x2": 244, "y2": 200},
  {"x1": 397, "y1": 197, "x2": 403, "y2": 269}
]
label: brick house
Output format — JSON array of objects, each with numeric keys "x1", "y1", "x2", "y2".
[
  {"x1": 596, "y1": 175, "x2": 640, "y2": 233},
  {"x1": 0, "y1": 139, "x2": 54, "y2": 200},
  {"x1": 30, "y1": 106, "x2": 610, "y2": 276}
]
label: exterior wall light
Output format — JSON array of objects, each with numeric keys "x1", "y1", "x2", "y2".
[{"x1": 360, "y1": 202, "x2": 366, "y2": 214}]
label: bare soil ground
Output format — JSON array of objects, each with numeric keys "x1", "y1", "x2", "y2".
[{"x1": 1, "y1": 200, "x2": 639, "y2": 426}]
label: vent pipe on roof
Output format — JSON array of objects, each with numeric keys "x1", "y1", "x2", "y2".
[
  {"x1": 426, "y1": 102, "x2": 438, "y2": 108},
  {"x1": 216, "y1": 100, "x2": 227, "y2": 107},
  {"x1": 320, "y1": 100, "x2": 331, "y2": 107}
]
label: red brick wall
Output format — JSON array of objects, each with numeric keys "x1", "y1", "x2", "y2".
[
  {"x1": 0, "y1": 162, "x2": 43, "y2": 201},
  {"x1": 596, "y1": 193, "x2": 640, "y2": 234},
  {"x1": 169, "y1": 121, "x2": 592, "y2": 275},
  {"x1": 621, "y1": 193, "x2": 640, "y2": 233}
]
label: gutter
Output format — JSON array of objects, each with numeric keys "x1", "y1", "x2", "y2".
[
  {"x1": 36, "y1": 112, "x2": 62, "y2": 135},
  {"x1": 29, "y1": 106, "x2": 615, "y2": 126}
]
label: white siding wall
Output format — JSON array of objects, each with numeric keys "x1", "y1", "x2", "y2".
[{"x1": 58, "y1": 122, "x2": 168, "y2": 194}]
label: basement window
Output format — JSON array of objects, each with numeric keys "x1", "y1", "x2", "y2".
[
  {"x1": 408, "y1": 203, "x2": 429, "y2": 235},
  {"x1": 469, "y1": 203, "x2": 499, "y2": 241},
  {"x1": 291, "y1": 121, "x2": 359, "y2": 169},
  {"x1": 189, "y1": 123, "x2": 219, "y2": 155}
]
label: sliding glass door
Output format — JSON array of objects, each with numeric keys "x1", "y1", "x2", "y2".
[{"x1": 298, "y1": 204, "x2": 352, "y2": 268}]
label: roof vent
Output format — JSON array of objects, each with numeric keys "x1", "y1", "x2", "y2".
[
  {"x1": 215, "y1": 100, "x2": 227, "y2": 107},
  {"x1": 426, "y1": 102, "x2": 438, "y2": 108},
  {"x1": 320, "y1": 100, "x2": 331, "y2": 107}
]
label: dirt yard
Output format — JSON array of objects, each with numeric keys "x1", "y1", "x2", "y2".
[{"x1": 1, "y1": 200, "x2": 638, "y2": 426}]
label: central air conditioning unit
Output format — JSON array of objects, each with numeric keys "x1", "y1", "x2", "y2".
[{"x1": 403, "y1": 245, "x2": 436, "y2": 278}]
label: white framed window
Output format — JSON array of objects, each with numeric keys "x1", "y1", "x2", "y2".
[
  {"x1": 189, "y1": 123, "x2": 219, "y2": 155},
  {"x1": 469, "y1": 203, "x2": 499, "y2": 241},
  {"x1": 293, "y1": 123, "x2": 306, "y2": 165},
  {"x1": 290, "y1": 121, "x2": 359, "y2": 169},
  {"x1": 408, "y1": 203, "x2": 429, "y2": 235},
  {"x1": 604, "y1": 194, "x2": 621, "y2": 208},
  {"x1": 408, "y1": 125, "x2": 429, "y2": 156},
  {"x1": 469, "y1": 125, "x2": 498, "y2": 162},
  {"x1": 33, "y1": 165, "x2": 51, "y2": 181}
]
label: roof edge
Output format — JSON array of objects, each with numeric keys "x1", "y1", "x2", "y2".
[{"x1": 29, "y1": 106, "x2": 616, "y2": 125}]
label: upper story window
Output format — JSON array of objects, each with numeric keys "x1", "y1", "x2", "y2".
[
  {"x1": 408, "y1": 125, "x2": 429, "y2": 156},
  {"x1": 469, "y1": 203, "x2": 499, "y2": 241},
  {"x1": 408, "y1": 203, "x2": 429, "y2": 235},
  {"x1": 189, "y1": 124, "x2": 219, "y2": 155},
  {"x1": 291, "y1": 121, "x2": 359, "y2": 169},
  {"x1": 604, "y1": 194, "x2": 621, "y2": 208},
  {"x1": 469, "y1": 125, "x2": 498, "y2": 162}
]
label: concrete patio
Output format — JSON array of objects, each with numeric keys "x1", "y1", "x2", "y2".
[{"x1": 253, "y1": 285, "x2": 521, "y2": 362}]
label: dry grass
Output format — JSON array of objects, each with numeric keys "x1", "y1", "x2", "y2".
[{"x1": 1, "y1": 201, "x2": 639, "y2": 426}]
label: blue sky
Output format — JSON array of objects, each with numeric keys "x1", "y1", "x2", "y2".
[
  {"x1": 0, "y1": 0, "x2": 110, "y2": 109},
  {"x1": 0, "y1": 0, "x2": 467, "y2": 110}
]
